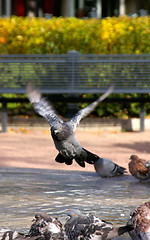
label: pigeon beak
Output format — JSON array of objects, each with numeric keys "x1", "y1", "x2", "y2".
[{"x1": 54, "y1": 129, "x2": 59, "y2": 134}]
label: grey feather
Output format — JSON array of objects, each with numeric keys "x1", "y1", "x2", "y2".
[
  {"x1": 27, "y1": 83, "x2": 63, "y2": 128},
  {"x1": 94, "y1": 158, "x2": 126, "y2": 178},
  {"x1": 27, "y1": 84, "x2": 114, "y2": 168}
]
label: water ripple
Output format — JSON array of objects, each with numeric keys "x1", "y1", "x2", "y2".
[{"x1": 0, "y1": 167, "x2": 150, "y2": 239}]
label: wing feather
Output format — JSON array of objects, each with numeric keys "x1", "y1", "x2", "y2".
[
  {"x1": 27, "y1": 84, "x2": 63, "y2": 127},
  {"x1": 68, "y1": 84, "x2": 114, "y2": 131}
]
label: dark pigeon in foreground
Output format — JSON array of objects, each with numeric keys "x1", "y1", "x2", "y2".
[
  {"x1": 94, "y1": 157, "x2": 126, "y2": 178},
  {"x1": 0, "y1": 213, "x2": 64, "y2": 240},
  {"x1": 64, "y1": 209, "x2": 133, "y2": 240},
  {"x1": 127, "y1": 201, "x2": 150, "y2": 240},
  {"x1": 128, "y1": 155, "x2": 150, "y2": 181},
  {"x1": 27, "y1": 84, "x2": 114, "y2": 167}
]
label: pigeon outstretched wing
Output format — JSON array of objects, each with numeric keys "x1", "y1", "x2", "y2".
[
  {"x1": 68, "y1": 84, "x2": 114, "y2": 131},
  {"x1": 27, "y1": 84, "x2": 63, "y2": 127}
]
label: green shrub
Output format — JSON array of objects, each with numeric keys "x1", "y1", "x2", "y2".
[
  {"x1": 0, "y1": 16, "x2": 149, "y2": 118},
  {"x1": 0, "y1": 16, "x2": 150, "y2": 54}
]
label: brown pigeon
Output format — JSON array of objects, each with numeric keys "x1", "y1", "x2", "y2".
[
  {"x1": 128, "y1": 155, "x2": 150, "y2": 180},
  {"x1": 127, "y1": 201, "x2": 150, "y2": 240}
]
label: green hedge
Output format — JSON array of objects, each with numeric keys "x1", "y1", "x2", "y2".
[
  {"x1": 0, "y1": 16, "x2": 150, "y2": 118},
  {"x1": 0, "y1": 16, "x2": 150, "y2": 54}
]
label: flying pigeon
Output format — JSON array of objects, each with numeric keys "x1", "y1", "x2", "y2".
[
  {"x1": 27, "y1": 84, "x2": 114, "y2": 167},
  {"x1": 128, "y1": 155, "x2": 150, "y2": 180},
  {"x1": 64, "y1": 209, "x2": 133, "y2": 240},
  {"x1": 94, "y1": 157, "x2": 126, "y2": 178},
  {"x1": 127, "y1": 201, "x2": 150, "y2": 240},
  {"x1": 28, "y1": 212, "x2": 64, "y2": 240}
]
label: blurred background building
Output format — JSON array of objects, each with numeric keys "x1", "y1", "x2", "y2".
[{"x1": 0, "y1": 0, "x2": 149, "y2": 18}]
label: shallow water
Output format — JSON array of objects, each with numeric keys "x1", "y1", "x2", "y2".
[{"x1": 0, "y1": 167, "x2": 150, "y2": 239}]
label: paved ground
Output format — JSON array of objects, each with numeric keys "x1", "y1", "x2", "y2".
[{"x1": 1, "y1": 127, "x2": 150, "y2": 174}]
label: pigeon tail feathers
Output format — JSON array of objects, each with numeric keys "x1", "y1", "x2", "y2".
[
  {"x1": 114, "y1": 164, "x2": 127, "y2": 175},
  {"x1": 82, "y1": 148, "x2": 100, "y2": 164},
  {"x1": 74, "y1": 148, "x2": 99, "y2": 167}
]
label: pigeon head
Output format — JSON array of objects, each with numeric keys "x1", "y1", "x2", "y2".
[
  {"x1": 130, "y1": 155, "x2": 139, "y2": 161},
  {"x1": 34, "y1": 213, "x2": 52, "y2": 223},
  {"x1": 67, "y1": 209, "x2": 83, "y2": 218},
  {"x1": 51, "y1": 123, "x2": 73, "y2": 141}
]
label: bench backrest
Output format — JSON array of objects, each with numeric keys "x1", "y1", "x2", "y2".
[{"x1": 0, "y1": 51, "x2": 150, "y2": 94}]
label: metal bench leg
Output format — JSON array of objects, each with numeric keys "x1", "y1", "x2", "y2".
[
  {"x1": 1, "y1": 101, "x2": 7, "y2": 132},
  {"x1": 66, "y1": 101, "x2": 79, "y2": 118},
  {"x1": 140, "y1": 102, "x2": 145, "y2": 132}
]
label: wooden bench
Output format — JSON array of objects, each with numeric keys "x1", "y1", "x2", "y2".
[{"x1": 0, "y1": 51, "x2": 150, "y2": 132}]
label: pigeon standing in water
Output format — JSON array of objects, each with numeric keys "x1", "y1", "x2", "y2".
[
  {"x1": 128, "y1": 155, "x2": 150, "y2": 180},
  {"x1": 27, "y1": 84, "x2": 114, "y2": 167},
  {"x1": 64, "y1": 209, "x2": 133, "y2": 240},
  {"x1": 94, "y1": 157, "x2": 126, "y2": 178},
  {"x1": 127, "y1": 201, "x2": 150, "y2": 240}
]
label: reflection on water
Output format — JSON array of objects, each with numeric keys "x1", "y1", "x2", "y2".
[{"x1": 0, "y1": 167, "x2": 150, "y2": 239}]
